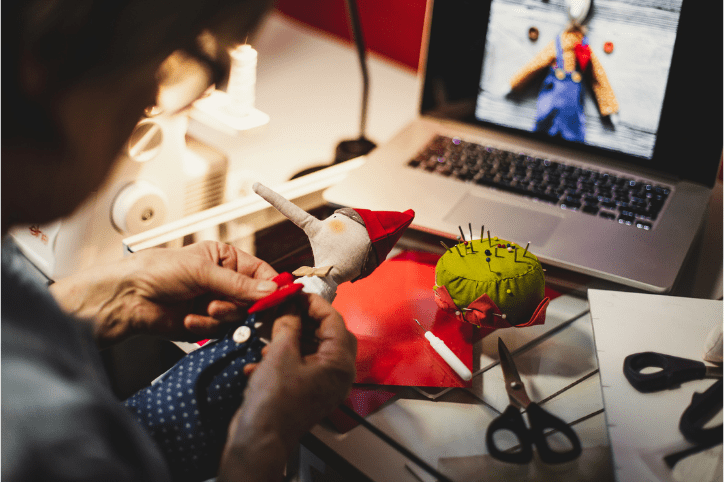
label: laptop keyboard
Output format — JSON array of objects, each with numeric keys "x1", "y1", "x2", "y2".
[{"x1": 407, "y1": 135, "x2": 671, "y2": 231}]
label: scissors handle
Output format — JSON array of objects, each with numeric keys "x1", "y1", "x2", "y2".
[
  {"x1": 623, "y1": 352, "x2": 707, "y2": 393},
  {"x1": 526, "y1": 402, "x2": 582, "y2": 464},
  {"x1": 486, "y1": 405, "x2": 534, "y2": 464},
  {"x1": 679, "y1": 379, "x2": 723, "y2": 445}
]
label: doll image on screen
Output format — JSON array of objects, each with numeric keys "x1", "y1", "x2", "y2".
[
  {"x1": 124, "y1": 182, "x2": 414, "y2": 481},
  {"x1": 510, "y1": 0, "x2": 618, "y2": 142}
]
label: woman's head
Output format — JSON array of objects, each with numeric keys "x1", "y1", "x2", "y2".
[{"x1": 2, "y1": 0, "x2": 272, "y2": 231}]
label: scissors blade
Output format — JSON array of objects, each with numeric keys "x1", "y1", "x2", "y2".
[
  {"x1": 498, "y1": 338, "x2": 532, "y2": 409},
  {"x1": 705, "y1": 365, "x2": 723, "y2": 379}
]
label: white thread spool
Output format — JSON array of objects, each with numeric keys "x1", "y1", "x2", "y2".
[{"x1": 226, "y1": 44, "x2": 257, "y2": 117}]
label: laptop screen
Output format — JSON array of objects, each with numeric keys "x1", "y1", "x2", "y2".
[{"x1": 421, "y1": 0, "x2": 721, "y2": 187}]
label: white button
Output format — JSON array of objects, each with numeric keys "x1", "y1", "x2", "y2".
[{"x1": 233, "y1": 326, "x2": 251, "y2": 344}]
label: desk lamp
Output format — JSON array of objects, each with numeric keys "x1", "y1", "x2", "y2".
[{"x1": 291, "y1": 0, "x2": 376, "y2": 178}]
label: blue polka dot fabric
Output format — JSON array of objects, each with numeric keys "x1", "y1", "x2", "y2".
[{"x1": 124, "y1": 312, "x2": 265, "y2": 481}]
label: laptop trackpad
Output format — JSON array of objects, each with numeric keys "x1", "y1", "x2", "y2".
[{"x1": 443, "y1": 193, "x2": 561, "y2": 245}]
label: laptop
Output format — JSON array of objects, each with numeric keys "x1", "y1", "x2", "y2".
[{"x1": 325, "y1": 0, "x2": 722, "y2": 293}]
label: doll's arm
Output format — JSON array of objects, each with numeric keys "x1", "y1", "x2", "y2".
[
  {"x1": 588, "y1": 50, "x2": 619, "y2": 117},
  {"x1": 510, "y1": 40, "x2": 556, "y2": 91}
]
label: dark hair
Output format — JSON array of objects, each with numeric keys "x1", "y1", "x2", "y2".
[{"x1": 3, "y1": 0, "x2": 273, "y2": 146}]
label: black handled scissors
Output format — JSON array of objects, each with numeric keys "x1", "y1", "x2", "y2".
[
  {"x1": 485, "y1": 338, "x2": 582, "y2": 464},
  {"x1": 623, "y1": 351, "x2": 722, "y2": 393},
  {"x1": 623, "y1": 351, "x2": 722, "y2": 461}
]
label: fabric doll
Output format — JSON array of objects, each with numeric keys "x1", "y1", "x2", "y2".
[
  {"x1": 124, "y1": 183, "x2": 414, "y2": 481},
  {"x1": 510, "y1": 0, "x2": 618, "y2": 142}
]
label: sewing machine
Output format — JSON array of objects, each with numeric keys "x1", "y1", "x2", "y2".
[{"x1": 10, "y1": 113, "x2": 228, "y2": 280}]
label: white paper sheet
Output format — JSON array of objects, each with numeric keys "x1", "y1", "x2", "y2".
[{"x1": 588, "y1": 289, "x2": 723, "y2": 482}]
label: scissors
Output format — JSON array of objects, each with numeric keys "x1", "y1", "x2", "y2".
[
  {"x1": 485, "y1": 338, "x2": 582, "y2": 464},
  {"x1": 623, "y1": 351, "x2": 722, "y2": 393},
  {"x1": 623, "y1": 351, "x2": 722, "y2": 451}
]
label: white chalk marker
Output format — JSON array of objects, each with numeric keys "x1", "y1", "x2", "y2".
[{"x1": 414, "y1": 319, "x2": 472, "y2": 381}]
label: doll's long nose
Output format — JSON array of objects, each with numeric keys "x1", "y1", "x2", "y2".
[{"x1": 253, "y1": 182, "x2": 322, "y2": 235}]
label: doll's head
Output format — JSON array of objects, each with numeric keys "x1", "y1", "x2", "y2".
[
  {"x1": 566, "y1": 0, "x2": 593, "y2": 28},
  {"x1": 252, "y1": 182, "x2": 414, "y2": 285}
]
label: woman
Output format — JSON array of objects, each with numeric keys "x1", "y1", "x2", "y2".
[{"x1": 2, "y1": 1, "x2": 357, "y2": 480}]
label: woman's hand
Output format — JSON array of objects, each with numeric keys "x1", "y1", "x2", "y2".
[
  {"x1": 50, "y1": 241, "x2": 278, "y2": 347},
  {"x1": 218, "y1": 294, "x2": 357, "y2": 482}
]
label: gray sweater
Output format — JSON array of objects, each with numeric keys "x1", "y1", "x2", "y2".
[{"x1": 1, "y1": 240, "x2": 171, "y2": 481}]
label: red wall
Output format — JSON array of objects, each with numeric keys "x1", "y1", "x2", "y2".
[{"x1": 274, "y1": 0, "x2": 426, "y2": 71}]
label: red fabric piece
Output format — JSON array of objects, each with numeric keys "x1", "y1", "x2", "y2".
[
  {"x1": 516, "y1": 297, "x2": 550, "y2": 327},
  {"x1": 271, "y1": 271, "x2": 295, "y2": 287},
  {"x1": 574, "y1": 42, "x2": 591, "y2": 71},
  {"x1": 247, "y1": 272, "x2": 303, "y2": 314},
  {"x1": 434, "y1": 286, "x2": 548, "y2": 330},
  {"x1": 333, "y1": 251, "x2": 473, "y2": 388},
  {"x1": 247, "y1": 283, "x2": 304, "y2": 314},
  {"x1": 353, "y1": 209, "x2": 415, "y2": 264}
]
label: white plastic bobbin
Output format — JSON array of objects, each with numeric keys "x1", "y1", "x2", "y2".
[
  {"x1": 233, "y1": 326, "x2": 252, "y2": 344},
  {"x1": 110, "y1": 181, "x2": 168, "y2": 235}
]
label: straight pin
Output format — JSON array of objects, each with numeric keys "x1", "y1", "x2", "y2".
[
  {"x1": 456, "y1": 236, "x2": 466, "y2": 253},
  {"x1": 488, "y1": 230, "x2": 492, "y2": 246},
  {"x1": 468, "y1": 223, "x2": 475, "y2": 253},
  {"x1": 514, "y1": 248, "x2": 517, "y2": 263},
  {"x1": 486, "y1": 257, "x2": 491, "y2": 271},
  {"x1": 523, "y1": 242, "x2": 530, "y2": 258},
  {"x1": 440, "y1": 241, "x2": 451, "y2": 252},
  {"x1": 458, "y1": 226, "x2": 466, "y2": 243},
  {"x1": 493, "y1": 313, "x2": 507, "y2": 320},
  {"x1": 481, "y1": 225, "x2": 484, "y2": 244},
  {"x1": 454, "y1": 243, "x2": 463, "y2": 257}
]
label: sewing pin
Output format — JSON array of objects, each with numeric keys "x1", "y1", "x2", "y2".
[
  {"x1": 458, "y1": 226, "x2": 467, "y2": 243},
  {"x1": 456, "y1": 235, "x2": 466, "y2": 253},
  {"x1": 440, "y1": 241, "x2": 451, "y2": 252},
  {"x1": 486, "y1": 257, "x2": 491, "y2": 271},
  {"x1": 454, "y1": 243, "x2": 463, "y2": 257},
  {"x1": 514, "y1": 248, "x2": 517, "y2": 262},
  {"x1": 488, "y1": 230, "x2": 492, "y2": 246},
  {"x1": 481, "y1": 225, "x2": 484, "y2": 244},
  {"x1": 493, "y1": 313, "x2": 507, "y2": 320},
  {"x1": 523, "y1": 242, "x2": 530, "y2": 258},
  {"x1": 495, "y1": 247, "x2": 498, "y2": 257},
  {"x1": 468, "y1": 224, "x2": 475, "y2": 253}
]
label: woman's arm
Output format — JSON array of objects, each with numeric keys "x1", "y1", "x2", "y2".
[{"x1": 50, "y1": 241, "x2": 279, "y2": 348}]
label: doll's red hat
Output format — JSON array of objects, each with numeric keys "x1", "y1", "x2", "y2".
[{"x1": 353, "y1": 208, "x2": 415, "y2": 262}]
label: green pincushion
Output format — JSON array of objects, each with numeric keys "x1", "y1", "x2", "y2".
[{"x1": 435, "y1": 238, "x2": 545, "y2": 326}]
